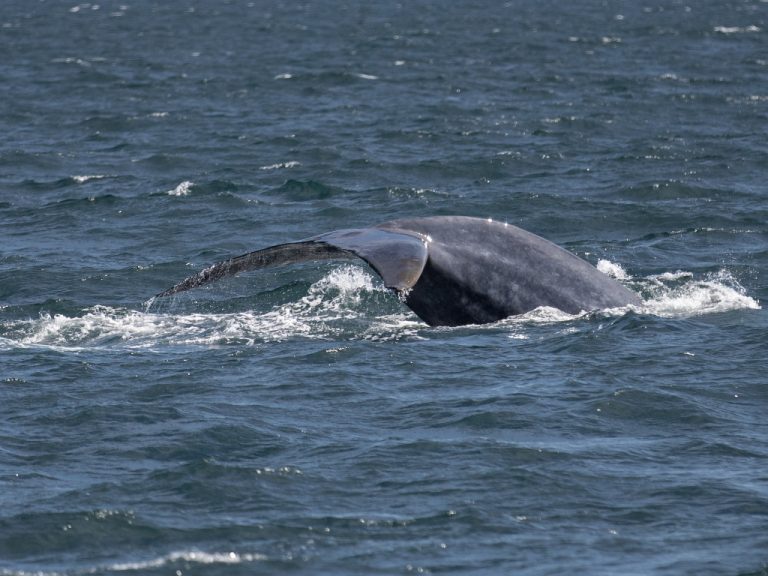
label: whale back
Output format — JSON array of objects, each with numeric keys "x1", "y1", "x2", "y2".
[{"x1": 377, "y1": 216, "x2": 641, "y2": 326}]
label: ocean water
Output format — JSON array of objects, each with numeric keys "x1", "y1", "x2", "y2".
[{"x1": 1, "y1": 1, "x2": 767, "y2": 574}]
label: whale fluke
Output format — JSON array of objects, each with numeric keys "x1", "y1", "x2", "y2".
[
  {"x1": 156, "y1": 216, "x2": 641, "y2": 326},
  {"x1": 155, "y1": 242, "x2": 355, "y2": 298}
]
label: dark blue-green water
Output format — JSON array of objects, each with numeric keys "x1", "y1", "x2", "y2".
[{"x1": 2, "y1": 1, "x2": 767, "y2": 574}]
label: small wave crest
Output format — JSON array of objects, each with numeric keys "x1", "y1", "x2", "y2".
[
  {"x1": 0, "y1": 549, "x2": 266, "y2": 576},
  {"x1": 499, "y1": 306, "x2": 584, "y2": 327},
  {"x1": 259, "y1": 160, "x2": 301, "y2": 171},
  {"x1": 72, "y1": 174, "x2": 108, "y2": 184},
  {"x1": 108, "y1": 549, "x2": 267, "y2": 572},
  {"x1": 713, "y1": 25, "x2": 761, "y2": 34}
]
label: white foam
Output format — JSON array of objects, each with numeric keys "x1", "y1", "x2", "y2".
[
  {"x1": 0, "y1": 570, "x2": 64, "y2": 576},
  {"x1": 7, "y1": 307, "x2": 295, "y2": 350},
  {"x1": 167, "y1": 181, "x2": 193, "y2": 196},
  {"x1": 497, "y1": 306, "x2": 585, "y2": 330},
  {"x1": 10, "y1": 306, "x2": 171, "y2": 349},
  {"x1": 714, "y1": 25, "x2": 761, "y2": 34},
  {"x1": 310, "y1": 265, "x2": 377, "y2": 300},
  {"x1": 496, "y1": 306, "x2": 587, "y2": 340},
  {"x1": 3, "y1": 266, "x2": 392, "y2": 350},
  {"x1": 259, "y1": 160, "x2": 301, "y2": 170},
  {"x1": 596, "y1": 259, "x2": 630, "y2": 280},
  {"x1": 655, "y1": 270, "x2": 694, "y2": 282},
  {"x1": 72, "y1": 174, "x2": 107, "y2": 183},
  {"x1": 108, "y1": 550, "x2": 266, "y2": 571},
  {"x1": 498, "y1": 267, "x2": 759, "y2": 326},
  {"x1": 363, "y1": 314, "x2": 425, "y2": 342},
  {"x1": 642, "y1": 269, "x2": 760, "y2": 317}
]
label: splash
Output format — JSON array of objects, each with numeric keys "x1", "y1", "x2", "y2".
[
  {"x1": 596, "y1": 259, "x2": 629, "y2": 280},
  {"x1": 1, "y1": 266, "x2": 404, "y2": 350},
  {"x1": 167, "y1": 181, "x2": 194, "y2": 196},
  {"x1": 2, "y1": 264, "x2": 759, "y2": 351},
  {"x1": 641, "y1": 269, "x2": 760, "y2": 317},
  {"x1": 503, "y1": 261, "x2": 761, "y2": 324},
  {"x1": 597, "y1": 260, "x2": 760, "y2": 317}
]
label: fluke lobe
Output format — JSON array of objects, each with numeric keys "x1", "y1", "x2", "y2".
[{"x1": 156, "y1": 216, "x2": 641, "y2": 326}]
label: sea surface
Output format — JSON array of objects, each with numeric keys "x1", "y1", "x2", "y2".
[{"x1": 1, "y1": 1, "x2": 767, "y2": 574}]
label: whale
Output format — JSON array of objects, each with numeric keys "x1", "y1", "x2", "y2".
[{"x1": 156, "y1": 216, "x2": 641, "y2": 326}]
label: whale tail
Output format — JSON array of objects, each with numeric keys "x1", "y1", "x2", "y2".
[
  {"x1": 155, "y1": 217, "x2": 640, "y2": 326},
  {"x1": 156, "y1": 227, "x2": 429, "y2": 298},
  {"x1": 155, "y1": 242, "x2": 353, "y2": 298}
]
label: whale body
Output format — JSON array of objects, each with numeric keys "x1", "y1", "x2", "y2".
[{"x1": 156, "y1": 216, "x2": 641, "y2": 326}]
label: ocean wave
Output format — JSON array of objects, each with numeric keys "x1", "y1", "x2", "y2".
[
  {"x1": 616, "y1": 181, "x2": 743, "y2": 202},
  {"x1": 14, "y1": 175, "x2": 114, "y2": 193},
  {"x1": 259, "y1": 160, "x2": 301, "y2": 171},
  {"x1": 107, "y1": 550, "x2": 267, "y2": 572},
  {"x1": 271, "y1": 70, "x2": 380, "y2": 85},
  {"x1": 268, "y1": 179, "x2": 344, "y2": 201}
]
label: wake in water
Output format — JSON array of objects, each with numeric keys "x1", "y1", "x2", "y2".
[
  {"x1": 0, "y1": 263, "x2": 759, "y2": 351},
  {"x1": 595, "y1": 260, "x2": 760, "y2": 317},
  {"x1": 0, "y1": 266, "x2": 420, "y2": 350}
]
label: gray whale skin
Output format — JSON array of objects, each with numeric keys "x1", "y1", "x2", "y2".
[{"x1": 156, "y1": 216, "x2": 641, "y2": 327}]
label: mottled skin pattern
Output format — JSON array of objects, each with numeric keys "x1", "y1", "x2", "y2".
[{"x1": 157, "y1": 216, "x2": 641, "y2": 327}]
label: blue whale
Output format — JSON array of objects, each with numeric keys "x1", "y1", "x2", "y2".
[{"x1": 156, "y1": 216, "x2": 641, "y2": 326}]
